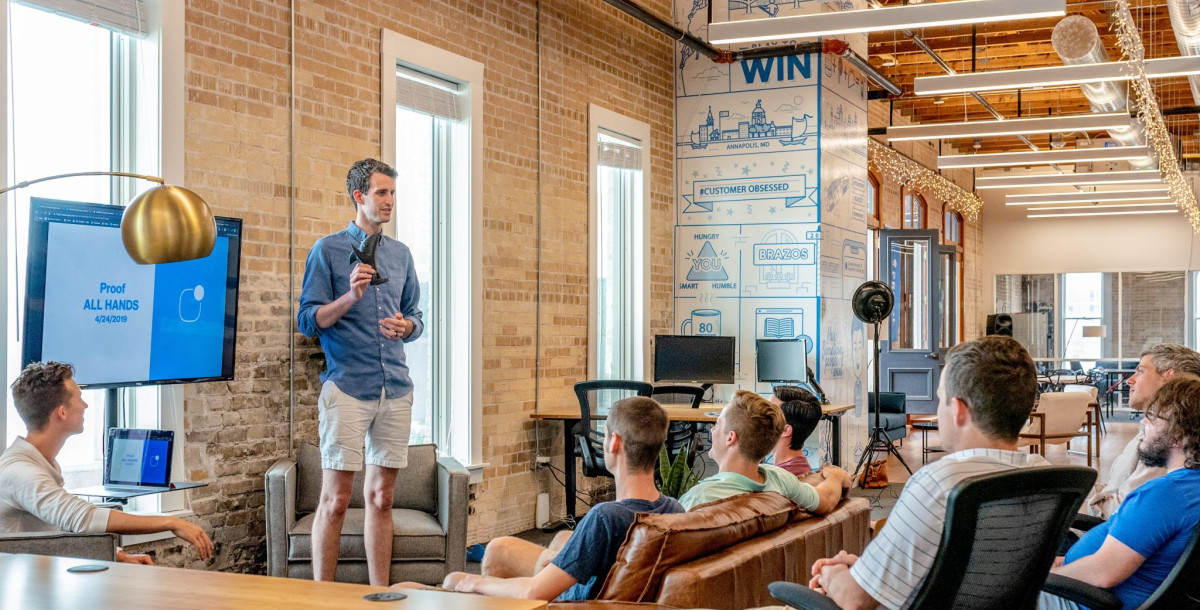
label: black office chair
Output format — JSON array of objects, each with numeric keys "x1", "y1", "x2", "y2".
[
  {"x1": 572, "y1": 380, "x2": 654, "y2": 478},
  {"x1": 768, "y1": 466, "x2": 1097, "y2": 609},
  {"x1": 651, "y1": 385, "x2": 705, "y2": 467},
  {"x1": 1042, "y1": 516, "x2": 1200, "y2": 610}
]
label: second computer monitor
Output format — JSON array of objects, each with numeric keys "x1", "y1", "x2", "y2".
[
  {"x1": 653, "y1": 335, "x2": 736, "y2": 384},
  {"x1": 755, "y1": 338, "x2": 809, "y2": 384}
]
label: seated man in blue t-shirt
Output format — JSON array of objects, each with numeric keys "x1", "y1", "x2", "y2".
[
  {"x1": 432, "y1": 396, "x2": 684, "y2": 601},
  {"x1": 680, "y1": 390, "x2": 850, "y2": 512},
  {"x1": 1041, "y1": 375, "x2": 1200, "y2": 610}
]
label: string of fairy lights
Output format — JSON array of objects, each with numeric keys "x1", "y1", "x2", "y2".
[
  {"x1": 867, "y1": 138, "x2": 982, "y2": 222},
  {"x1": 1112, "y1": 0, "x2": 1200, "y2": 231}
]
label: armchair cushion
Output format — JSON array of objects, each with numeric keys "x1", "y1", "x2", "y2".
[
  {"x1": 288, "y1": 508, "x2": 447, "y2": 561},
  {"x1": 599, "y1": 492, "x2": 799, "y2": 602},
  {"x1": 0, "y1": 531, "x2": 117, "y2": 561}
]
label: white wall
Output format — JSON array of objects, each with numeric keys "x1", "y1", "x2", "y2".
[{"x1": 981, "y1": 171, "x2": 1200, "y2": 316}]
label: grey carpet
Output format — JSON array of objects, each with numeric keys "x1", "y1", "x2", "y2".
[{"x1": 850, "y1": 482, "x2": 905, "y2": 521}]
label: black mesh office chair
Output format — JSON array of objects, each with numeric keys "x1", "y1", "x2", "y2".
[
  {"x1": 572, "y1": 380, "x2": 654, "y2": 478},
  {"x1": 651, "y1": 385, "x2": 705, "y2": 466},
  {"x1": 768, "y1": 466, "x2": 1097, "y2": 609},
  {"x1": 1042, "y1": 517, "x2": 1200, "y2": 609}
]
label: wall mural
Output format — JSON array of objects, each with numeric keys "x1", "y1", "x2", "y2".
[{"x1": 674, "y1": 0, "x2": 869, "y2": 467}]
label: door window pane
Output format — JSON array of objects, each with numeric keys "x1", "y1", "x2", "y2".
[{"x1": 889, "y1": 238, "x2": 930, "y2": 350}]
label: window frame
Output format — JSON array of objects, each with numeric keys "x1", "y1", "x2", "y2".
[
  {"x1": 902, "y1": 190, "x2": 927, "y2": 229},
  {"x1": 380, "y1": 29, "x2": 484, "y2": 479},
  {"x1": 587, "y1": 105, "x2": 651, "y2": 382},
  {"x1": 867, "y1": 171, "x2": 881, "y2": 230}
]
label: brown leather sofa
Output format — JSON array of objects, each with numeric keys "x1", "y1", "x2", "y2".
[{"x1": 558, "y1": 492, "x2": 871, "y2": 610}]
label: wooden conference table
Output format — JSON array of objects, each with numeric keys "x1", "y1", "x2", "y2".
[
  {"x1": 531, "y1": 403, "x2": 853, "y2": 521},
  {"x1": 0, "y1": 553, "x2": 547, "y2": 610}
]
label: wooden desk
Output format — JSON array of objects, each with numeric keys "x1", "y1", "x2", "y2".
[
  {"x1": 531, "y1": 403, "x2": 853, "y2": 521},
  {"x1": 0, "y1": 553, "x2": 547, "y2": 610}
]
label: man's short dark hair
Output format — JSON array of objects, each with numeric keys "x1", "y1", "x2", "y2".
[
  {"x1": 772, "y1": 385, "x2": 813, "y2": 403},
  {"x1": 1142, "y1": 344, "x2": 1200, "y2": 377},
  {"x1": 607, "y1": 397, "x2": 669, "y2": 473},
  {"x1": 942, "y1": 336, "x2": 1036, "y2": 443},
  {"x1": 346, "y1": 158, "x2": 398, "y2": 204},
  {"x1": 725, "y1": 390, "x2": 785, "y2": 462},
  {"x1": 1145, "y1": 374, "x2": 1200, "y2": 470},
  {"x1": 11, "y1": 362, "x2": 75, "y2": 432},
  {"x1": 779, "y1": 393, "x2": 822, "y2": 451}
]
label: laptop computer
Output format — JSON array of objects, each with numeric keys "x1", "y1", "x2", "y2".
[{"x1": 72, "y1": 428, "x2": 202, "y2": 499}]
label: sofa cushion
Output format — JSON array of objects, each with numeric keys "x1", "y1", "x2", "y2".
[
  {"x1": 656, "y1": 497, "x2": 872, "y2": 610},
  {"x1": 295, "y1": 443, "x2": 438, "y2": 514},
  {"x1": 288, "y1": 507, "x2": 446, "y2": 561},
  {"x1": 598, "y1": 492, "x2": 799, "y2": 602}
]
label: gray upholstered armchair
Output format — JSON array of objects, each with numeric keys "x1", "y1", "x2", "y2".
[
  {"x1": 0, "y1": 531, "x2": 118, "y2": 560},
  {"x1": 265, "y1": 443, "x2": 468, "y2": 585}
]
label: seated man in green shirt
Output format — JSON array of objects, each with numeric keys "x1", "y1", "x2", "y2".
[{"x1": 680, "y1": 390, "x2": 851, "y2": 512}]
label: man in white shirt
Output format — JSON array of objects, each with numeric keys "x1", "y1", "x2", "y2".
[
  {"x1": 0, "y1": 361, "x2": 213, "y2": 564},
  {"x1": 807, "y1": 335, "x2": 1049, "y2": 610}
]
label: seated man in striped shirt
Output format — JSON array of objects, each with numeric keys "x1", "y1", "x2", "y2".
[{"x1": 807, "y1": 335, "x2": 1049, "y2": 610}]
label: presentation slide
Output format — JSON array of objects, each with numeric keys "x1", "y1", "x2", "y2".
[
  {"x1": 25, "y1": 199, "x2": 239, "y2": 387},
  {"x1": 108, "y1": 436, "x2": 170, "y2": 485}
]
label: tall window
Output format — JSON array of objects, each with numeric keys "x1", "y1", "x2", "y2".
[
  {"x1": 943, "y1": 209, "x2": 964, "y2": 344},
  {"x1": 867, "y1": 172, "x2": 881, "y2": 229},
  {"x1": 4, "y1": 2, "x2": 178, "y2": 503},
  {"x1": 382, "y1": 31, "x2": 483, "y2": 470},
  {"x1": 392, "y1": 67, "x2": 465, "y2": 448},
  {"x1": 589, "y1": 106, "x2": 649, "y2": 381},
  {"x1": 1061, "y1": 273, "x2": 1103, "y2": 363},
  {"x1": 902, "y1": 192, "x2": 926, "y2": 228}
]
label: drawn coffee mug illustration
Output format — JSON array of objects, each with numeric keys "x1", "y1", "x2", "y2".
[{"x1": 682, "y1": 308, "x2": 721, "y2": 336}]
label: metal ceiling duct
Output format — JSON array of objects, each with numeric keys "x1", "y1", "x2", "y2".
[
  {"x1": 1051, "y1": 15, "x2": 1154, "y2": 168},
  {"x1": 1167, "y1": 0, "x2": 1200, "y2": 106}
]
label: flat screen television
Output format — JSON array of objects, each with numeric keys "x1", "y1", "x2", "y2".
[
  {"x1": 653, "y1": 334, "x2": 736, "y2": 384},
  {"x1": 755, "y1": 338, "x2": 809, "y2": 384},
  {"x1": 22, "y1": 198, "x2": 243, "y2": 388}
]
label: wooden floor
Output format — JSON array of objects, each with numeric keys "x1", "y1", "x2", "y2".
[{"x1": 882, "y1": 414, "x2": 1140, "y2": 486}]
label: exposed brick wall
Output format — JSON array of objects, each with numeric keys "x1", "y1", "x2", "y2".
[{"x1": 126, "y1": 0, "x2": 675, "y2": 573}]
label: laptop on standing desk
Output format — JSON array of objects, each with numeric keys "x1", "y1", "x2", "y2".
[{"x1": 71, "y1": 428, "x2": 205, "y2": 499}]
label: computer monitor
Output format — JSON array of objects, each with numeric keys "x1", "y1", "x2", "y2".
[
  {"x1": 653, "y1": 335, "x2": 736, "y2": 384},
  {"x1": 756, "y1": 338, "x2": 809, "y2": 384}
]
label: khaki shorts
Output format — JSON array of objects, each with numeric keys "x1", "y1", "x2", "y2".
[{"x1": 318, "y1": 380, "x2": 413, "y2": 471}]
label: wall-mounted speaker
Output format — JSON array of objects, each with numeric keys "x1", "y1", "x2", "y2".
[{"x1": 986, "y1": 313, "x2": 1014, "y2": 336}]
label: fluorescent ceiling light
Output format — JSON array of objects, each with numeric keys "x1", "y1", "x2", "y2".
[
  {"x1": 916, "y1": 56, "x2": 1200, "y2": 95},
  {"x1": 975, "y1": 170, "x2": 1164, "y2": 189},
  {"x1": 1005, "y1": 189, "x2": 1172, "y2": 205},
  {"x1": 938, "y1": 146, "x2": 1151, "y2": 169},
  {"x1": 708, "y1": 0, "x2": 1064, "y2": 45},
  {"x1": 887, "y1": 113, "x2": 1132, "y2": 142},
  {"x1": 1031, "y1": 202, "x2": 1178, "y2": 211},
  {"x1": 1028, "y1": 209, "x2": 1178, "y2": 218}
]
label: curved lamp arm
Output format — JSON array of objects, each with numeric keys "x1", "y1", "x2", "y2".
[
  {"x1": 0, "y1": 171, "x2": 164, "y2": 196},
  {"x1": 0, "y1": 171, "x2": 215, "y2": 265}
]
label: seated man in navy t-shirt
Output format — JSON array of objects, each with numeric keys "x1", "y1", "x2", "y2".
[
  {"x1": 1040, "y1": 375, "x2": 1200, "y2": 610},
  {"x1": 434, "y1": 396, "x2": 684, "y2": 601}
]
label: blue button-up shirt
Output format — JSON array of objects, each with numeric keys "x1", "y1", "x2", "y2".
[{"x1": 297, "y1": 222, "x2": 424, "y2": 401}]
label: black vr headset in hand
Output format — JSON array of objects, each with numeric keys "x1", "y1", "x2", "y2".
[{"x1": 349, "y1": 233, "x2": 388, "y2": 285}]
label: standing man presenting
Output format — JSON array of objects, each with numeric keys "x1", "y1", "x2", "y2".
[{"x1": 298, "y1": 158, "x2": 424, "y2": 585}]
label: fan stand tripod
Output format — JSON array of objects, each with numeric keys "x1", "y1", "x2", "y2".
[
  {"x1": 849, "y1": 280, "x2": 913, "y2": 483},
  {"x1": 851, "y1": 316, "x2": 913, "y2": 482}
]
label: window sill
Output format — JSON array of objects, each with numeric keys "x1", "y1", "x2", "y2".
[
  {"x1": 118, "y1": 509, "x2": 195, "y2": 547},
  {"x1": 464, "y1": 462, "x2": 489, "y2": 485}
]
